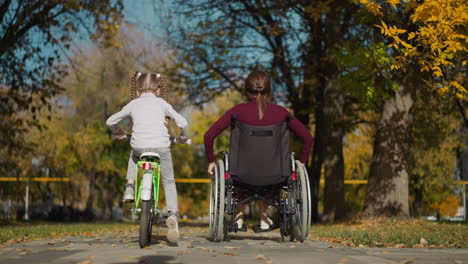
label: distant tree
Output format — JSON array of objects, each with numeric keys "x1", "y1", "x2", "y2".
[
  {"x1": 0, "y1": 0, "x2": 123, "y2": 173},
  {"x1": 409, "y1": 91, "x2": 462, "y2": 217}
]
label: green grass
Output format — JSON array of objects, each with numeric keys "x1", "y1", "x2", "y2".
[
  {"x1": 310, "y1": 218, "x2": 468, "y2": 248},
  {"x1": 0, "y1": 221, "x2": 137, "y2": 244}
]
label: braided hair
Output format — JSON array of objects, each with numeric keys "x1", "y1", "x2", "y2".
[{"x1": 130, "y1": 71, "x2": 169, "y2": 102}]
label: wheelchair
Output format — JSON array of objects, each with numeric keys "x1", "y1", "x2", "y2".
[{"x1": 209, "y1": 117, "x2": 312, "y2": 242}]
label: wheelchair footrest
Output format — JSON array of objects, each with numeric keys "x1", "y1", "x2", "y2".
[{"x1": 251, "y1": 224, "x2": 279, "y2": 233}]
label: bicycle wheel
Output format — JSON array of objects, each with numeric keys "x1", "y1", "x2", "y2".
[{"x1": 139, "y1": 200, "x2": 152, "y2": 248}]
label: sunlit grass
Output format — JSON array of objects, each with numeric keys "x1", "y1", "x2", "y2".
[
  {"x1": 310, "y1": 218, "x2": 468, "y2": 248},
  {"x1": 0, "y1": 221, "x2": 137, "y2": 244}
]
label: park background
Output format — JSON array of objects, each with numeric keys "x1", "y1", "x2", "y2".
[{"x1": 0, "y1": 0, "x2": 467, "y2": 227}]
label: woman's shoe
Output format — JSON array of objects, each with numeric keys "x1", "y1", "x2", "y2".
[
  {"x1": 235, "y1": 212, "x2": 244, "y2": 229},
  {"x1": 260, "y1": 215, "x2": 273, "y2": 230}
]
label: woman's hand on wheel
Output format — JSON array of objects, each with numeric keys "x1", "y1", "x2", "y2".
[{"x1": 208, "y1": 162, "x2": 215, "y2": 175}]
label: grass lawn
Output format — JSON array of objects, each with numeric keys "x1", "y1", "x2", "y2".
[
  {"x1": 0, "y1": 221, "x2": 137, "y2": 244},
  {"x1": 310, "y1": 218, "x2": 468, "y2": 248}
]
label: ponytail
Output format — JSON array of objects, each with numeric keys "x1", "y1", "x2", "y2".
[
  {"x1": 245, "y1": 71, "x2": 272, "y2": 120},
  {"x1": 256, "y1": 93, "x2": 268, "y2": 120}
]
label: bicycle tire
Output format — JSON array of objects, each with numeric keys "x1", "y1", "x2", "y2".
[{"x1": 139, "y1": 200, "x2": 151, "y2": 248}]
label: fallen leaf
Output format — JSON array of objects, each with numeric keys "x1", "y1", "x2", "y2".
[
  {"x1": 47, "y1": 243, "x2": 54, "y2": 245},
  {"x1": 223, "y1": 246, "x2": 241, "y2": 249},
  {"x1": 381, "y1": 251, "x2": 390, "y2": 254},
  {"x1": 73, "y1": 261, "x2": 91, "y2": 264},
  {"x1": 420, "y1": 238, "x2": 428, "y2": 247},
  {"x1": 224, "y1": 252, "x2": 240, "y2": 256},
  {"x1": 176, "y1": 251, "x2": 192, "y2": 255},
  {"x1": 203, "y1": 248, "x2": 216, "y2": 252},
  {"x1": 399, "y1": 257, "x2": 415, "y2": 264},
  {"x1": 256, "y1": 254, "x2": 268, "y2": 260},
  {"x1": 289, "y1": 245, "x2": 296, "y2": 248},
  {"x1": 339, "y1": 258, "x2": 349, "y2": 263},
  {"x1": 143, "y1": 246, "x2": 151, "y2": 250}
]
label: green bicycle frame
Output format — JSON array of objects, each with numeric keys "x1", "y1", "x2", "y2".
[{"x1": 134, "y1": 161, "x2": 161, "y2": 213}]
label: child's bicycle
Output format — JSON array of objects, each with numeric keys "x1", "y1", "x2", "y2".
[{"x1": 124, "y1": 136, "x2": 191, "y2": 248}]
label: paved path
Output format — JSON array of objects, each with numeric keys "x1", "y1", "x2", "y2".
[{"x1": 1, "y1": 223, "x2": 467, "y2": 264}]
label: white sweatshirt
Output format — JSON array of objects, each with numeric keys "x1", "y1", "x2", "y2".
[{"x1": 106, "y1": 92, "x2": 188, "y2": 149}]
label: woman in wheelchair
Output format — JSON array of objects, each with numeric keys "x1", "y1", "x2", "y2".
[{"x1": 204, "y1": 70, "x2": 313, "y2": 238}]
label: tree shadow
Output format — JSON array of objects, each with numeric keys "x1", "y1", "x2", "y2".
[{"x1": 114, "y1": 255, "x2": 177, "y2": 264}]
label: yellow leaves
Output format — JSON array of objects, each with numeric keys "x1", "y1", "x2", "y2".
[
  {"x1": 360, "y1": 0, "x2": 383, "y2": 16},
  {"x1": 369, "y1": 0, "x2": 467, "y2": 99},
  {"x1": 385, "y1": 0, "x2": 401, "y2": 9},
  {"x1": 450, "y1": 81, "x2": 468, "y2": 95}
]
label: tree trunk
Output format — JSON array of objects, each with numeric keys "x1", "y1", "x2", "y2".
[
  {"x1": 85, "y1": 171, "x2": 96, "y2": 215},
  {"x1": 310, "y1": 103, "x2": 324, "y2": 223},
  {"x1": 362, "y1": 73, "x2": 416, "y2": 218},
  {"x1": 321, "y1": 77, "x2": 346, "y2": 222}
]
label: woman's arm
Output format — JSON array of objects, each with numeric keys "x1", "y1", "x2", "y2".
[
  {"x1": 288, "y1": 117, "x2": 314, "y2": 164},
  {"x1": 204, "y1": 107, "x2": 237, "y2": 163}
]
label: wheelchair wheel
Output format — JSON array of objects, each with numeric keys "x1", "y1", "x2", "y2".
[
  {"x1": 209, "y1": 159, "x2": 225, "y2": 242},
  {"x1": 294, "y1": 160, "x2": 311, "y2": 241}
]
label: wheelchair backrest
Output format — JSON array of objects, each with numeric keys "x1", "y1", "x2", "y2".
[{"x1": 229, "y1": 117, "x2": 291, "y2": 186}]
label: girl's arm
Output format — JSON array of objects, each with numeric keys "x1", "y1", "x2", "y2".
[
  {"x1": 163, "y1": 101, "x2": 189, "y2": 137},
  {"x1": 106, "y1": 102, "x2": 132, "y2": 135}
]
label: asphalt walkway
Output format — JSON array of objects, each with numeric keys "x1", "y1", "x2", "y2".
[{"x1": 1, "y1": 223, "x2": 467, "y2": 264}]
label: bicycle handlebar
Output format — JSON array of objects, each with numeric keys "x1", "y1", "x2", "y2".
[{"x1": 113, "y1": 134, "x2": 191, "y2": 145}]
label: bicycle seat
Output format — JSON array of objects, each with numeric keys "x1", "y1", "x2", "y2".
[{"x1": 140, "y1": 152, "x2": 160, "y2": 159}]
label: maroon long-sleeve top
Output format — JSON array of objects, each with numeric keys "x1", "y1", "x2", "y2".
[{"x1": 204, "y1": 99, "x2": 314, "y2": 163}]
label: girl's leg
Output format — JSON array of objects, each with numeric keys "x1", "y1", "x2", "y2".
[
  {"x1": 126, "y1": 150, "x2": 138, "y2": 183},
  {"x1": 157, "y1": 148, "x2": 179, "y2": 243},
  {"x1": 157, "y1": 148, "x2": 178, "y2": 213},
  {"x1": 123, "y1": 150, "x2": 139, "y2": 200}
]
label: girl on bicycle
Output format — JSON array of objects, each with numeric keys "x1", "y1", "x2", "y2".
[
  {"x1": 106, "y1": 71, "x2": 188, "y2": 243},
  {"x1": 204, "y1": 70, "x2": 313, "y2": 230}
]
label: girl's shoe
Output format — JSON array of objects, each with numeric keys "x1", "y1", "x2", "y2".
[
  {"x1": 123, "y1": 184, "x2": 134, "y2": 202},
  {"x1": 166, "y1": 214, "x2": 179, "y2": 243}
]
